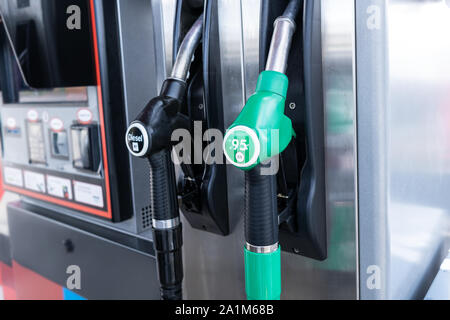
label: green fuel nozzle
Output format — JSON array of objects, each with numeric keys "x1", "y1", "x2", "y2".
[
  {"x1": 223, "y1": 4, "x2": 300, "y2": 171},
  {"x1": 223, "y1": 71, "x2": 295, "y2": 170},
  {"x1": 223, "y1": 0, "x2": 302, "y2": 301}
]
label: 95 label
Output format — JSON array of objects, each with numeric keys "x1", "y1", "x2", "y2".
[{"x1": 223, "y1": 126, "x2": 260, "y2": 168}]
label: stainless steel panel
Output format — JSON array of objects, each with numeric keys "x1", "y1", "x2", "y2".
[
  {"x1": 182, "y1": 0, "x2": 259, "y2": 299},
  {"x1": 151, "y1": 0, "x2": 177, "y2": 89},
  {"x1": 116, "y1": 0, "x2": 174, "y2": 234},
  {"x1": 356, "y1": 0, "x2": 450, "y2": 299},
  {"x1": 314, "y1": 0, "x2": 359, "y2": 299},
  {"x1": 217, "y1": 0, "x2": 261, "y2": 232},
  {"x1": 355, "y1": 0, "x2": 389, "y2": 300}
]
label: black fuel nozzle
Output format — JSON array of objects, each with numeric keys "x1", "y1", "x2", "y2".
[
  {"x1": 125, "y1": 15, "x2": 203, "y2": 301},
  {"x1": 125, "y1": 80, "x2": 186, "y2": 300}
]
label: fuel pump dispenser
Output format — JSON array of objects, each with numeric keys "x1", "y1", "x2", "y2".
[
  {"x1": 223, "y1": 0, "x2": 302, "y2": 300},
  {"x1": 125, "y1": 16, "x2": 203, "y2": 300}
]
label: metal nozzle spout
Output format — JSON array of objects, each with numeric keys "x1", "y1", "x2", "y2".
[{"x1": 265, "y1": 17, "x2": 296, "y2": 74}]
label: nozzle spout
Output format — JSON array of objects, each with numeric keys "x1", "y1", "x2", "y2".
[{"x1": 265, "y1": 0, "x2": 302, "y2": 74}]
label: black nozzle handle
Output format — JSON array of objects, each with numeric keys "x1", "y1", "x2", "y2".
[
  {"x1": 149, "y1": 149, "x2": 183, "y2": 300},
  {"x1": 245, "y1": 165, "x2": 279, "y2": 248},
  {"x1": 149, "y1": 149, "x2": 179, "y2": 221},
  {"x1": 124, "y1": 11, "x2": 204, "y2": 301}
]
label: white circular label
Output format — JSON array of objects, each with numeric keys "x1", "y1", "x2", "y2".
[
  {"x1": 6, "y1": 117, "x2": 17, "y2": 129},
  {"x1": 50, "y1": 118, "x2": 64, "y2": 132},
  {"x1": 77, "y1": 108, "x2": 93, "y2": 124},
  {"x1": 27, "y1": 109, "x2": 39, "y2": 122},
  {"x1": 125, "y1": 123, "x2": 149, "y2": 158}
]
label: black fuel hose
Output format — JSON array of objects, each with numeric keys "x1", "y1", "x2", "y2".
[{"x1": 283, "y1": 0, "x2": 302, "y2": 21}]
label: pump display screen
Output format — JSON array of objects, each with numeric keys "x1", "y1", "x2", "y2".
[{"x1": 0, "y1": 0, "x2": 95, "y2": 93}]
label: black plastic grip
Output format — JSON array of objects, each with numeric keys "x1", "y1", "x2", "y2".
[
  {"x1": 153, "y1": 225, "x2": 183, "y2": 300},
  {"x1": 245, "y1": 165, "x2": 279, "y2": 247},
  {"x1": 148, "y1": 149, "x2": 179, "y2": 221}
]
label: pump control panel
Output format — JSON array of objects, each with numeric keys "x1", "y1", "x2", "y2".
[
  {"x1": 1, "y1": 91, "x2": 111, "y2": 218},
  {"x1": 0, "y1": 0, "x2": 136, "y2": 224}
]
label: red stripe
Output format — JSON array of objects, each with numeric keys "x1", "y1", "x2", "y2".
[
  {"x1": 87, "y1": 0, "x2": 113, "y2": 219},
  {"x1": 0, "y1": 262, "x2": 16, "y2": 300},
  {"x1": 12, "y1": 262, "x2": 63, "y2": 300}
]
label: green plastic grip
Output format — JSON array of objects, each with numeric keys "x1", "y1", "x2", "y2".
[
  {"x1": 244, "y1": 247, "x2": 281, "y2": 300},
  {"x1": 223, "y1": 71, "x2": 295, "y2": 170}
]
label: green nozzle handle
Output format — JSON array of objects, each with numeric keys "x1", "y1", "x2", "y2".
[
  {"x1": 223, "y1": 71, "x2": 295, "y2": 170},
  {"x1": 245, "y1": 247, "x2": 281, "y2": 300}
]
